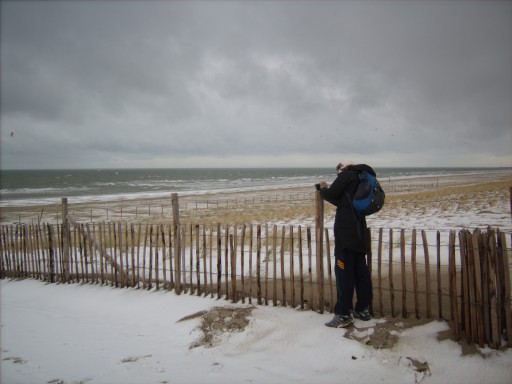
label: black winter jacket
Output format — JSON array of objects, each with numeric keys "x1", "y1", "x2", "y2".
[{"x1": 319, "y1": 164, "x2": 376, "y2": 253}]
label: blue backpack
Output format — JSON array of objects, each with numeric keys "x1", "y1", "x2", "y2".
[{"x1": 351, "y1": 171, "x2": 385, "y2": 216}]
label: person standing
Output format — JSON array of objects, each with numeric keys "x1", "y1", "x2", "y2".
[{"x1": 318, "y1": 163, "x2": 374, "y2": 328}]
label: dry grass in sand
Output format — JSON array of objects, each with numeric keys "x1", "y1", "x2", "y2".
[
  {"x1": 178, "y1": 193, "x2": 315, "y2": 227},
  {"x1": 177, "y1": 177, "x2": 512, "y2": 228},
  {"x1": 374, "y1": 179, "x2": 511, "y2": 223}
]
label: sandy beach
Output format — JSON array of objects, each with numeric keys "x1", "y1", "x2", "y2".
[{"x1": 1, "y1": 171, "x2": 511, "y2": 232}]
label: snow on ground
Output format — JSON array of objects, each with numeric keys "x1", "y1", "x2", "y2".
[{"x1": 1, "y1": 278, "x2": 511, "y2": 384}]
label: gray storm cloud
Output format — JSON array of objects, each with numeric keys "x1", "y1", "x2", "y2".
[{"x1": 1, "y1": 0, "x2": 511, "y2": 169}]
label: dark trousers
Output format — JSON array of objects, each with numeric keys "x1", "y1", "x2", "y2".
[{"x1": 333, "y1": 248, "x2": 373, "y2": 316}]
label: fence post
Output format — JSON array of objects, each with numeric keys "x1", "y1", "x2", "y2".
[
  {"x1": 389, "y1": 228, "x2": 395, "y2": 317},
  {"x1": 498, "y1": 232, "x2": 512, "y2": 347},
  {"x1": 509, "y1": 186, "x2": 512, "y2": 265},
  {"x1": 448, "y1": 230, "x2": 460, "y2": 340},
  {"x1": 47, "y1": 223, "x2": 56, "y2": 283},
  {"x1": 411, "y1": 228, "x2": 419, "y2": 319},
  {"x1": 400, "y1": 229, "x2": 407, "y2": 318},
  {"x1": 378, "y1": 228, "x2": 383, "y2": 317},
  {"x1": 315, "y1": 186, "x2": 325, "y2": 313},
  {"x1": 471, "y1": 229, "x2": 485, "y2": 347},
  {"x1": 367, "y1": 227, "x2": 373, "y2": 316},
  {"x1": 61, "y1": 198, "x2": 71, "y2": 283},
  {"x1": 487, "y1": 229, "x2": 500, "y2": 349},
  {"x1": 509, "y1": 187, "x2": 512, "y2": 224},
  {"x1": 437, "y1": 231, "x2": 442, "y2": 319},
  {"x1": 257, "y1": 224, "x2": 262, "y2": 305},
  {"x1": 171, "y1": 193, "x2": 181, "y2": 294},
  {"x1": 422, "y1": 230, "x2": 432, "y2": 319},
  {"x1": 325, "y1": 228, "x2": 333, "y2": 312},
  {"x1": 229, "y1": 226, "x2": 238, "y2": 301}
]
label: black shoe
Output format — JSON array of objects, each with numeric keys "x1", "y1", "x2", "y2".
[
  {"x1": 352, "y1": 308, "x2": 371, "y2": 321},
  {"x1": 325, "y1": 314, "x2": 353, "y2": 328}
]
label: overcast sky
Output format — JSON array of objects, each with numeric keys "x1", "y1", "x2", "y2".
[{"x1": 1, "y1": 0, "x2": 511, "y2": 169}]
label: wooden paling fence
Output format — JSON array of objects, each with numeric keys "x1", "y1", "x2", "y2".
[
  {"x1": 0, "y1": 195, "x2": 511, "y2": 350},
  {"x1": 1, "y1": 221, "x2": 511, "y2": 348},
  {"x1": 453, "y1": 228, "x2": 511, "y2": 348}
]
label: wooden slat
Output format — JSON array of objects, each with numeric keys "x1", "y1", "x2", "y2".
[
  {"x1": 248, "y1": 225, "x2": 253, "y2": 304},
  {"x1": 117, "y1": 222, "x2": 124, "y2": 287},
  {"x1": 298, "y1": 226, "x2": 305, "y2": 309},
  {"x1": 131, "y1": 224, "x2": 136, "y2": 288},
  {"x1": 315, "y1": 189, "x2": 325, "y2": 314},
  {"x1": 0, "y1": 226, "x2": 6, "y2": 277},
  {"x1": 466, "y1": 230, "x2": 478, "y2": 343},
  {"x1": 83, "y1": 224, "x2": 90, "y2": 283},
  {"x1": 280, "y1": 226, "x2": 286, "y2": 307},
  {"x1": 2, "y1": 226, "x2": 10, "y2": 277},
  {"x1": 189, "y1": 224, "x2": 194, "y2": 295},
  {"x1": 459, "y1": 230, "x2": 471, "y2": 343},
  {"x1": 201, "y1": 226, "x2": 206, "y2": 296},
  {"x1": 480, "y1": 230, "x2": 491, "y2": 344},
  {"x1": 85, "y1": 224, "x2": 97, "y2": 283},
  {"x1": 290, "y1": 226, "x2": 296, "y2": 308},
  {"x1": 108, "y1": 223, "x2": 114, "y2": 285},
  {"x1": 162, "y1": 224, "x2": 168, "y2": 291},
  {"x1": 196, "y1": 224, "x2": 202, "y2": 296},
  {"x1": 137, "y1": 223, "x2": 142, "y2": 289},
  {"x1": 411, "y1": 229, "x2": 419, "y2": 319},
  {"x1": 307, "y1": 227, "x2": 314, "y2": 311},
  {"x1": 172, "y1": 193, "x2": 181, "y2": 294},
  {"x1": 324, "y1": 228, "x2": 333, "y2": 312},
  {"x1": 498, "y1": 232, "x2": 512, "y2": 347},
  {"x1": 389, "y1": 228, "x2": 395, "y2": 318},
  {"x1": 28, "y1": 225, "x2": 36, "y2": 280},
  {"x1": 216, "y1": 223, "x2": 222, "y2": 299},
  {"x1": 240, "y1": 224, "x2": 246, "y2": 303},
  {"x1": 155, "y1": 225, "x2": 160, "y2": 291},
  {"x1": 422, "y1": 230, "x2": 432, "y2": 318},
  {"x1": 36, "y1": 225, "x2": 43, "y2": 280},
  {"x1": 148, "y1": 224, "x2": 154, "y2": 291},
  {"x1": 448, "y1": 230, "x2": 459, "y2": 340},
  {"x1": 378, "y1": 228, "x2": 383, "y2": 317},
  {"x1": 487, "y1": 229, "x2": 500, "y2": 348},
  {"x1": 208, "y1": 225, "x2": 213, "y2": 297},
  {"x1": 12, "y1": 225, "x2": 17, "y2": 277},
  {"x1": 264, "y1": 225, "x2": 269, "y2": 306},
  {"x1": 367, "y1": 227, "x2": 373, "y2": 316},
  {"x1": 181, "y1": 226, "x2": 186, "y2": 293},
  {"x1": 437, "y1": 231, "x2": 442, "y2": 319},
  {"x1": 272, "y1": 225, "x2": 278, "y2": 306},
  {"x1": 256, "y1": 224, "x2": 262, "y2": 305},
  {"x1": 124, "y1": 224, "x2": 130, "y2": 287},
  {"x1": 401, "y1": 229, "x2": 407, "y2": 318},
  {"x1": 230, "y1": 232, "x2": 236, "y2": 302},
  {"x1": 47, "y1": 224, "x2": 56, "y2": 283},
  {"x1": 224, "y1": 224, "x2": 229, "y2": 299},
  {"x1": 471, "y1": 230, "x2": 485, "y2": 347}
]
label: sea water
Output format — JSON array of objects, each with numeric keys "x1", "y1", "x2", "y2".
[{"x1": 1, "y1": 167, "x2": 510, "y2": 207}]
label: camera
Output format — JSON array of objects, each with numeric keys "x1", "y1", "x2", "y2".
[{"x1": 315, "y1": 183, "x2": 321, "y2": 191}]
